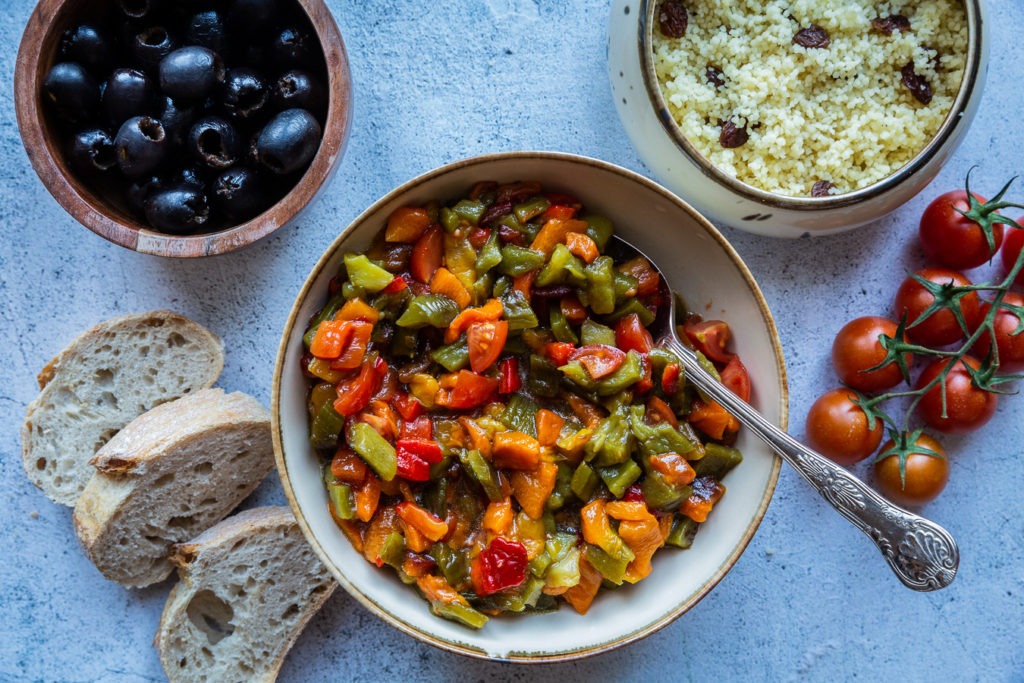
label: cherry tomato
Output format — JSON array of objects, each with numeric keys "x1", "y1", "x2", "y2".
[
  {"x1": 466, "y1": 320, "x2": 508, "y2": 372},
  {"x1": 919, "y1": 190, "x2": 1002, "y2": 270},
  {"x1": 873, "y1": 434, "x2": 949, "y2": 507},
  {"x1": 719, "y1": 355, "x2": 751, "y2": 402},
  {"x1": 683, "y1": 319, "x2": 733, "y2": 364},
  {"x1": 569, "y1": 344, "x2": 627, "y2": 379},
  {"x1": 972, "y1": 292, "x2": 1024, "y2": 372},
  {"x1": 916, "y1": 356, "x2": 998, "y2": 433},
  {"x1": 894, "y1": 268, "x2": 981, "y2": 346},
  {"x1": 614, "y1": 313, "x2": 654, "y2": 354},
  {"x1": 410, "y1": 224, "x2": 443, "y2": 283},
  {"x1": 1001, "y1": 226, "x2": 1024, "y2": 286},
  {"x1": 804, "y1": 388, "x2": 883, "y2": 466},
  {"x1": 831, "y1": 316, "x2": 909, "y2": 392}
]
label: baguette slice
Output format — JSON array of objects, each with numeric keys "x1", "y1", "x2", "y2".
[
  {"x1": 22, "y1": 310, "x2": 224, "y2": 506},
  {"x1": 156, "y1": 507, "x2": 337, "y2": 683},
  {"x1": 73, "y1": 388, "x2": 274, "y2": 588}
]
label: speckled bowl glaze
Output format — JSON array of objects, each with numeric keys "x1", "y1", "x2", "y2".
[
  {"x1": 14, "y1": 0, "x2": 352, "y2": 257},
  {"x1": 608, "y1": 0, "x2": 988, "y2": 238},
  {"x1": 272, "y1": 152, "x2": 787, "y2": 661}
]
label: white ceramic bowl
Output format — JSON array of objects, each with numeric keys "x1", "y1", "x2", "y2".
[
  {"x1": 608, "y1": 0, "x2": 988, "y2": 238},
  {"x1": 272, "y1": 152, "x2": 787, "y2": 661}
]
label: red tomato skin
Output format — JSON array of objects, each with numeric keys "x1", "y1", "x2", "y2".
[
  {"x1": 894, "y1": 269, "x2": 981, "y2": 346},
  {"x1": 804, "y1": 388, "x2": 883, "y2": 466},
  {"x1": 831, "y1": 316, "x2": 908, "y2": 392},
  {"x1": 916, "y1": 356, "x2": 998, "y2": 433},
  {"x1": 614, "y1": 313, "x2": 654, "y2": 354},
  {"x1": 410, "y1": 225, "x2": 443, "y2": 283},
  {"x1": 919, "y1": 190, "x2": 1002, "y2": 270},
  {"x1": 467, "y1": 320, "x2": 509, "y2": 373},
  {"x1": 972, "y1": 293, "x2": 1024, "y2": 373},
  {"x1": 683, "y1": 320, "x2": 733, "y2": 364},
  {"x1": 873, "y1": 435, "x2": 949, "y2": 507},
  {"x1": 1001, "y1": 226, "x2": 1024, "y2": 286},
  {"x1": 719, "y1": 355, "x2": 751, "y2": 402}
]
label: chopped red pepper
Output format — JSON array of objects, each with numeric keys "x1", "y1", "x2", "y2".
[
  {"x1": 540, "y1": 204, "x2": 578, "y2": 222},
  {"x1": 333, "y1": 356, "x2": 387, "y2": 417},
  {"x1": 396, "y1": 438, "x2": 444, "y2": 464},
  {"x1": 391, "y1": 392, "x2": 424, "y2": 422},
  {"x1": 410, "y1": 225, "x2": 443, "y2": 283},
  {"x1": 381, "y1": 275, "x2": 409, "y2": 294},
  {"x1": 468, "y1": 227, "x2": 491, "y2": 249},
  {"x1": 400, "y1": 415, "x2": 433, "y2": 440},
  {"x1": 614, "y1": 313, "x2": 654, "y2": 354},
  {"x1": 662, "y1": 362, "x2": 681, "y2": 395},
  {"x1": 470, "y1": 537, "x2": 528, "y2": 596},
  {"x1": 395, "y1": 438, "x2": 442, "y2": 482},
  {"x1": 543, "y1": 341, "x2": 575, "y2": 367},
  {"x1": 498, "y1": 357, "x2": 522, "y2": 394}
]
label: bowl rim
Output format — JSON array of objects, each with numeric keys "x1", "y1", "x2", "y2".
[
  {"x1": 13, "y1": 0, "x2": 352, "y2": 257},
  {"x1": 271, "y1": 150, "x2": 787, "y2": 662},
  {"x1": 636, "y1": 0, "x2": 985, "y2": 209}
]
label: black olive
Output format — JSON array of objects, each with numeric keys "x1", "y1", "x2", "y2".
[
  {"x1": 221, "y1": 68, "x2": 269, "y2": 120},
  {"x1": 144, "y1": 184, "x2": 210, "y2": 234},
  {"x1": 188, "y1": 116, "x2": 242, "y2": 170},
  {"x1": 254, "y1": 108, "x2": 321, "y2": 175},
  {"x1": 273, "y1": 70, "x2": 326, "y2": 118},
  {"x1": 270, "y1": 25, "x2": 315, "y2": 67},
  {"x1": 173, "y1": 164, "x2": 212, "y2": 189},
  {"x1": 125, "y1": 174, "x2": 162, "y2": 215},
  {"x1": 60, "y1": 24, "x2": 114, "y2": 77},
  {"x1": 157, "y1": 96, "x2": 195, "y2": 148},
  {"x1": 114, "y1": 115, "x2": 167, "y2": 178},
  {"x1": 159, "y1": 46, "x2": 225, "y2": 101},
  {"x1": 186, "y1": 10, "x2": 227, "y2": 53},
  {"x1": 103, "y1": 68, "x2": 154, "y2": 125},
  {"x1": 130, "y1": 26, "x2": 177, "y2": 72},
  {"x1": 229, "y1": 0, "x2": 278, "y2": 32},
  {"x1": 212, "y1": 165, "x2": 266, "y2": 220},
  {"x1": 67, "y1": 128, "x2": 117, "y2": 173},
  {"x1": 118, "y1": 0, "x2": 165, "y2": 20},
  {"x1": 42, "y1": 62, "x2": 100, "y2": 123}
]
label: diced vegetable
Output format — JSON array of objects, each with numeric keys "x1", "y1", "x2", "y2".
[{"x1": 350, "y1": 421, "x2": 398, "y2": 481}]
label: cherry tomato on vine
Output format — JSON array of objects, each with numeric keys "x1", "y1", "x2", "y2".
[
  {"x1": 873, "y1": 434, "x2": 949, "y2": 507},
  {"x1": 915, "y1": 355, "x2": 998, "y2": 433},
  {"x1": 1001, "y1": 226, "x2": 1024, "y2": 287},
  {"x1": 919, "y1": 190, "x2": 1003, "y2": 270},
  {"x1": 894, "y1": 268, "x2": 981, "y2": 346},
  {"x1": 972, "y1": 292, "x2": 1024, "y2": 373},
  {"x1": 805, "y1": 388, "x2": 884, "y2": 466},
  {"x1": 831, "y1": 316, "x2": 909, "y2": 392}
]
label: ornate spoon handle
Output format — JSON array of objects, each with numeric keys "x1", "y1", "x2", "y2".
[{"x1": 664, "y1": 338, "x2": 959, "y2": 591}]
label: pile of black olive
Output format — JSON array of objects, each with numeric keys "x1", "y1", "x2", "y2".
[{"x1": 42, "y1": 0, "x2": 329, "y2": 235}]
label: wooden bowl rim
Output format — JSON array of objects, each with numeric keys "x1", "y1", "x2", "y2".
[{"x1": 14, "y1": 0, "x2": 352, "y2": 257}]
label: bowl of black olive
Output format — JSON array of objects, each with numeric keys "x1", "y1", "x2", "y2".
[{"x1": 15, "y1": 0, "x2": 351, "y2": 257}]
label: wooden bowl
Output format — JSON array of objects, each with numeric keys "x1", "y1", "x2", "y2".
[{"x1": 14, "y1": 0, "x2": 352, "y2": 257}]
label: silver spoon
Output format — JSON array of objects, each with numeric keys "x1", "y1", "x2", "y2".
[{"x1": 613, "y1": 236, "x2": 959, "y2": 591}]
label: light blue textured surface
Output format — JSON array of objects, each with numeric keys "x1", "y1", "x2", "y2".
[{"x1": 2, "y1": 1, "x2": 1023, "y2": 681}]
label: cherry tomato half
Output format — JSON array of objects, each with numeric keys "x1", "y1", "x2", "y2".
[
  {"x1": 919, "y1": 190, "x2": 1002, "y2": 270},
  {"x1": 805, "y1": 388, "x2": 883, "y2": 466},
  {"x1": 972, "y1": 292, "x2": 1024, "y2": 373},
  {"x1": 683, "y1": 319, "x2": 733, "y2": 364},
  {"x1": 916, "y1": 355, "x2": 998, "y2": 433},
  {"x1": 410, "y1": 224, "x2": 443, "y2": 283},
  {"x1": 1001, "y1": 226, "x2": 1024, "y2": 287},
  {"x1": 614, "y1": 313, "x2": 654, "y2": 354},
  {"x1": 569, "y1": 344, "x2": 627, "y2": 379},
  {"x1": 719, "y1": 355, "x2": 751, "y2": 402},
  {"x1": 873, "y1": 434, "x2": 949, "y2": 507},
  {"x1": 831, "y1": 316, "x2": 909, "y2": 392},
  {"x1": 467, "y1": 320, "x2": 508, "y2": 372},
  {"x1": 894, "y1": 268, "x2": 981, "y2": 346}
]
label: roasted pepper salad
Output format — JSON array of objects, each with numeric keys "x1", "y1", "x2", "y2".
[{"x1": 301, "y1": 181, "x2": 751, "y2": 628}]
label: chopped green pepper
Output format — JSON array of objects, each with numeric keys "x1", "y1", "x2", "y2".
[
  {"x1": 525, "y1": 354, "x2": 561, "y2": 398},
  {"x1": 343, "y1": 253, "x2": 395, "y2": 294},
  {"x1": 580, "y1": 319, "x2": 616, "y2": 347},
  {"x1": 501, "y1": 394, "x2": 539, "y2": 437},
  {"x1": 431, "y1": 601, "x2": 489, "y2": 629},
  {"x1": 585, "y1": 405, "x2": 634, "y2": 466},
  {"x1": 500, "y1": 288, "x2": 539, "y2": 330},
  {"x1": 628, "y1": 405, "x2": 696, "y2": 455},
  {"x1": 596, "y1": 460, "x2": 642, "y2": 498},
  {"x1": 475, "y1": 230, "x2": 502, "y2": 274},
  {"x1": 327, "y1": 481, "x2": 355, "y2": 520},
  {"x1": 693, "y1": 443, "x2": 743, "y2": 479},
  {"x1": 665, "y1": 515, "x2": 700, "y2": 549},
  {"x1": 499, "y1": 245, "x2": 546, "y2": 276},
  {"x1": 350, "y1": 422, "x2": 397, "y2": 481},
  {"x1": 453, "y1": 198, "x2": 487, "y2": 225},
  {"x1": 549, "y1": 306, "x2": 578, "y2": 344},
  {"x1": 584, "y1": 256, "x2": 616, "y2": 315},
  {"x1": 581, "y1": 214, "x2": 613, "y2": 251},
  {"x1": 514, "y1": 196, "x2": 550, "y2": 224},
  {"x1": 431, "y1": 338, "x2": 470, "y2": 372},
  {"x1": 536, "y1": 243, "x2": 587, "y2": 288},
  {"x1": 457, "y1": 449, "x2": 503, "y2": 502},
  {"x1": 641, "y1": 470, "x2": 692, "y2": 511},
  {"x1": 396, "y1": 294, "x2": 459, "y2": 328},
  {"x1": 606, "y1": 298, "x2": 656, "y2": 326},
  {"x1": 583, "y1": 544, "x2": 629, "y2": 585},
  {"x1": 309, "y1": 400, "x2": 345, "y2": 450},
  {"x1": 570, "y1": 462, "x2": 600, "y2": 501}
]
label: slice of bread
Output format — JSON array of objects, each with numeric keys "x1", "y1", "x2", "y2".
[
  {"x1": 155, "y1": 507, "x2": 337, "y2": 683},
  {"x1": 22, "y1": 310, "x2": 224, "y2": 506},
  {"x1": 73, "y1": 388, "x2": 274, "y2": 588}
]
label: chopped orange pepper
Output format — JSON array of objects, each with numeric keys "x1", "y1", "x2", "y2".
[
  {"x1": 402, "y1": 556, "x2": 433, "y2": 579},
  {"x1": 646, "y1": 396, "x2": 679, "y2": 429},
  {"x1": 679, "y1": 478, "x2": 726, "y2": 523},
  {"x1": 402, "y1": 522, "x2": 431, "y2": 553},
  {"x1": 333, "y1": 517, "x2": 364, "y2": 554},
  {"x1": 512, "y1": 270, "x2": 536, "y2": 300},
  {"x1": 619, "y1": 516, "x2": 664, "y2": 583},
  {"x1": 328, "y1": 321, "x2": 373, "y2": 370},
  {"x1": 529, "y1": 218, "x2": 589, "y2": 255},
  {"x1": 560, "y1": 295, "x2": 587, "y2": 324},
  {"x1": 416, "y1": 574, "x2": 470, "y2": 606},
  {"x1": 335, "y1": 297, "x2": 380, "y2": 324},
  {"x1": 657, "y1": 512, "x2": 673, "y2": 542},
  {"x1": 396, "y1": 501, "x2": 449, "y2": 542},
  {"x1": 567, "y1": 393, "x2": 604, "y2": 429},
  {"x1": 510, "y1": 461, "x2": 558, "y2": 519},
  {"x1": 385, "y1": 206, "x2": 432, "y2": 243},
  {"x1": 565, "y1": 231, "x2": 599, "y2": 264},
  {"x1": 688, "y1": 398, "x2": 739, "y2": 440},
  {"x1": 330, "y1": 448, "x2": 367, "y2": 485},
  {"x1": 492, "y1": 431, "x2": 541, "y2": 470},
  {"x1": 458, "y1": 416, "x2": 492, "y2": 459},
  {"x1": 430, "y1": 267, "x2": 472, "y2": 309},
  {"x1": 309, "y1": 319, "x2": 349, "y2": 359},
  {"x1": 580, "y1": 499, "x2": 612, "y2": 548},
  {"x1": 563, "y1": 557, "x2": 602, "y2": 615},
  {"x1": 446, "y1": 298, "x2": 504, "y2": 344},
  {"x1": 362, "y1": 507, "x2": 399, "y2": 566},
  {"x1": 648, "y1": 453, "x2": 696, "y2": 487},
  {"x1": 617, "y1": 256, "x2": 661, "y2": 296},
  {"x1": 483, "y1": 497, "x2": 514, "y2": 535},
  {"x1": 605, "y1": 500, "x2": 653, "y2": 522},
  {"x1": 535, "y1": 409, "x2": 565, "y2": 448},
  {"x1": 353, "y1": 472, "x2": 381, "y2": 522}
]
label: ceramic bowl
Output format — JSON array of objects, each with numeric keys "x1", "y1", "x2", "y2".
[
  {"x1": 608, "y1": 0, "x2": 987, "y2": 238},
  {"x1": 272, "y1": 151, "x2": 787, "y2": 661},
  {"x1": 14, "y1": 0, "x2": 352, "y2": 257}
]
